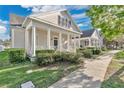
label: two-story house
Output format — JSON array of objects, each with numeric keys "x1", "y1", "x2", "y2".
[{"x1": 10, "y1": 9, "x2": 81, "y2": 57}]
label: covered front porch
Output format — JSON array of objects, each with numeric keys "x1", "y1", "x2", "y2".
[{"x1": 25, "y1": 20, "x2": 81, "y2": 57}]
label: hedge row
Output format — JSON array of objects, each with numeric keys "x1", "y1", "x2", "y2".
[
  {"x1": 8, "y1": 48, "x2": 26, "y2": 63},
  {"x1": 36, "y1": 52, "x2": 81, "y2": 66},
  {"x1": 77, "y1": 48, "x2": 101, "y2": 58}
]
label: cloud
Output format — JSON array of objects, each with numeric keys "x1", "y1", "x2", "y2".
[
  {"x1": 21, "y1": 5, "x2": 65, "y2": 13},
  {"x1": 72, "y1": 13, "x2": 86, "y2": 19},
  {"x1": 0, "y1": 19, "x2": 8, "y2": 25},
  {"x1": 21, "y1": 5, "x2": 89, "y2": 13},
  {"x1": 78, "y1": 23, "x2": 84, "y2": 27},
  {"x1": 0, "y1": 25, "x2": 7, "y2": 33},
  {"x1": 78, "y1": 23, "x2": 90, "y2": 27},
  {"x1": 66, "y1": 5, "x2": 89, "y2": 10},
  {"x1": 0, "y1": 19, "x2": 9, "y2": 40}
]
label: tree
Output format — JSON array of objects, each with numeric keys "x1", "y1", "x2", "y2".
[{"x1": 87, "y1": 5, "x2": 124, "y2": 41}]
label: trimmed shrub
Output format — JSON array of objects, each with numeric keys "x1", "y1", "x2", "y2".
[
  {"x1": 92, "y1": 49, "x2": 101, "y2": 55},
  {"x1": 101, "y1": 47, "x2": 107, "y2": 51},
  {"x1": 83, "y1": 49, "x2": 93, "y2": 58},
  {"x1": 52, "y1": 52, "x2": 62, "y2": 62},
  {"x1": 67, "y1": 53, "x2": 81, "y2": 63},
  {"x1": 36, "y1": 51, "x2": 81, "y2": 66},
  {"x1": 8, "y1": 48, "x2": 26, "y2": 63},
  {"x1": 36, "y1": 53, "x2": 54, "y2": 66},
  {"x1": 36, "y1": 50, "x2": 55, "y2": 57},
  {"x1": 61, "y1": 52, "x2": 80, "y2": 63}
]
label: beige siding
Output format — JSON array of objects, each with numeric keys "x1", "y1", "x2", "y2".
[
  {"x1": 36, "y1": 30, "x2": 47, "y2": 49},
  {"x1": 33, "y1": 11, "x2": 79, "y2": 31},
  {"x1": 35, "y1": 12, "x2": 58, "y2": 25},
  {"x1": 12, "y1": 28, "x2": 25, "y2": 48}
]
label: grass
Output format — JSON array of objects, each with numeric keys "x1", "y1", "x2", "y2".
[
  {"x1": 101, "y1": 51, "x2": 124, "y2": 88},
  {"x1": 0, "y1": 49, "x2": 80, "y2": 88},
  {"x1": 0, "y1": 62, "x2": 79, "y2": 88},
  {"x1": 114, "y1": 51, "x2": 124, "y2": 59}
]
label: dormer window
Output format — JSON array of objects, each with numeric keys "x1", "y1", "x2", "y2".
[
  {"x1": 58, "y1": 15, "x2": 61, "y2": 26},
  {"x1": 58, "y1": 15, "x2": 72, "y2": 28},
  {"x1": 68, "y1": 21, "x2": 71, "y2": 28},
  {"x1": 66, "y1": 19, "x2": 68, "y2": 27},
  {"x1": 62, "y1": 18, "x2": 65, "y2": 27}
]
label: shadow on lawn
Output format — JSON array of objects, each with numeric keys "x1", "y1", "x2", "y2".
[{"x1": 101, "y1": 66, "x2": 124, "y2": 88}]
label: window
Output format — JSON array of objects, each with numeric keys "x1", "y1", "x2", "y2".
[
  {"x1": 58, "y1": 15, "x2": 72, "y2": 28},
  {"x1": 68, "y1": 21, "x2": 71, "y2": 28},
  {"x1": 84, "y1": 39, "x2": 89, "y2": 46},
  {"x1": 62, "y1": 18, "x2": 64, "y2": 26},
  {"x1": 58, "y1": 15, "x2": 61, "y2": 26},
  {"x1": 66, "y1": 19, "x2": 68, "y2": 27}
]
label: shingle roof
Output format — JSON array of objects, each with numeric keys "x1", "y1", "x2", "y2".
[
  {"x1": 81, "y1": 29, "x2": 95, "y2": 37},
  {"x1": 9, "y1": 14, "x2": 25, "y2": 26}
]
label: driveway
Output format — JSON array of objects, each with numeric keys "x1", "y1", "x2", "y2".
[{"x1": 49, "y1": 50, "x2": 120, "y2": 88}]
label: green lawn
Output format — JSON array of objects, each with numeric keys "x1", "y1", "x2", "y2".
[
  {"x1": 0, "y1": 62, "x2": 79, "y2": 88},
  {"x1": 0, "y1": 50, "x2": 80, "y2": 88},
  {"x1": 101, "y1": 51, "x2": 124, "y2": 88}
]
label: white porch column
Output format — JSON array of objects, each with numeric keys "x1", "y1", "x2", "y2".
[
  {"x1": 89, "y1": 38, "x2": 91, "y2": 47},
  {"x1": 32, "y1": 26, "x2": 36, "y2": 57},
  {"x1": 59, "y1": 32, "x2": 62, "y2": 51},
  {"x1": 67, "y1": 34, "x2": 70, "y2": 51},
  {"x1": 47, "y1": 28, "x2": 51, "y2": 49},
  {"x1": 74, "y1": 35, "x2": 76, "y2": 52},
  {"x1": 25, "y1": 30, "x2": 28, "y2": 51}
]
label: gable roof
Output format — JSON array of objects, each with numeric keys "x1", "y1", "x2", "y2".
[
  {"x1": 10, "y1": 14, "x2": 25, "y2": 26},
  {"x1": 23, "y1": 9, "x2": 81, "y2": 32},
  {"x1": 81, "y1": 29, "x2": 95, "y2": 37}
]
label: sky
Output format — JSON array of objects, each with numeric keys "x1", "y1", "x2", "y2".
[{"x1": 0, "y1": 5, "x2": 92, "y2": 40}]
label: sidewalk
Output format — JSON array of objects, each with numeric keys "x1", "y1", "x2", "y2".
[{"x1": 49, "y1": 50, "x2": 119, "y2": 88}]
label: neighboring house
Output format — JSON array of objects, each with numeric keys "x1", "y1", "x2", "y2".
[
  {"x1": 80, "y1": 29, "x2": 103, "y2": 49},
  {"x1": 10, "y1": 9, "x2": 81, "y2": 57}
]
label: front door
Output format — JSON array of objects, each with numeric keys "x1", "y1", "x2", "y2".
[{"x1": 54, "y1": 37, "x2": 58, "y2": 49}]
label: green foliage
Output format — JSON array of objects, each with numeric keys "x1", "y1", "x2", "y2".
[
  {"x1": 60, "y1": 52, "x2": 81, "y2": 63},
  {"x1": 83, "y1": 49, "x2": 93, "y2": 58},
  {"x1": 92, "y1": 49, "x2": 101, "y2": 55},
  {"x1": 87, "y1": 5, "x2": 124, "y2": 41},
  {"x1": 36, "y1": 52, "x2": 81, "y2": 66},
  {"x1": 52, "y1": 52, "x2": 62, "y2": 62},
  {"x1": 77, "y1": 48, "x2": 101, "y2": 58},
  {"x1": 114, "y1": 51, "x2": 124, "y2": 59},
  {"x1": 101, "y1": 47, "x2": 107, "y2": 51},
  {"x1": 37, "y1": 53, "x2": 54, "y2": 66},
  {"x1": 36, "y1": 50, "x2": 55, "y2": 57},
  {"x1": 0, "y1": 51, "x2": 9, "y2": 66},
  {"x1": 8, "y1": 48, "x2": 26, "y2": 63}
]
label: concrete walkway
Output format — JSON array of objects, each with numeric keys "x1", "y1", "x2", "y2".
[{"x1": 49, "y1": 50, "x2": 120, "y2": 88}]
